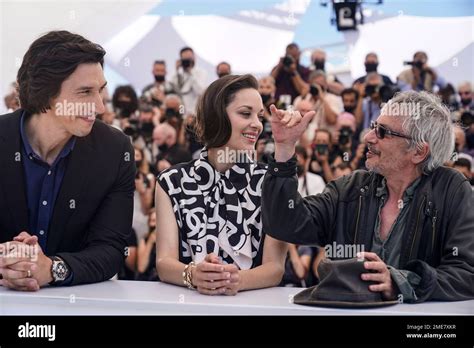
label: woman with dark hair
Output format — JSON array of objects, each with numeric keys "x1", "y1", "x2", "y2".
[
  {"x1": 112, "y1": 85, "x2": 138, "y2": 118},
  {"x1": 155, "y1": 74, "x2": 289, "y2": 295}
]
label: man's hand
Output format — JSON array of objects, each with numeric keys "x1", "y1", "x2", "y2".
[
  {"x1": 270, "y1": 104, "x2": 315, "y2": 162},
  {"x1": 358, "y1": 252, "x2": 397, "y2": 300},
  {"x1": 0, "y1": 232, "x2": 53, "y2": 291}
]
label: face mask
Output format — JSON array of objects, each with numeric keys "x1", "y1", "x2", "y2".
[
  {"x1": 314, "y1": 59, "x2": 325, "y2": 71},
  {"x1": 154, "y1": 74, "x2": 165, "y2": 83},
  {"x1": 261, "y1": 94, "x2": 271, "y2": 104},
  {"x1": 141, "y1": 122, "x2": 155, "y2": 135},
  {"x1": 165, "y1": 108, "x2": 179, "y2": 119},
  {"x1": 135, "y1": 160, "x2": 143, "y2": 169},
  {"x1": 181, "y1": 59, "x2": 193, "y2": 69},
  {"x1": 296, "y1": 164, "x2": 304, "y2": 176},
  {"x1": 461, "y1": 98, "x2": 472, "y2": 106},
  {"x1": 149, "y1": 225, "x2": 156, "y2": 233},
  {"x1": 115, "y1": 101, "x2": 134, "y2": 117},
  {"x1": 344, "y1": 105, "x2": 356, "y2": 114},
  {"x1": 158, "y1": 144, "x2": 169, "y2": 152},
  {"x1": 365, "y1": 62, "x2": 378, "y2": 73}
]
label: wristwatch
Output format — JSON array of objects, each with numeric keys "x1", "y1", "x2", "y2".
[{"x1": 49, "y1": 256, "x2": 69, "y2": 284}]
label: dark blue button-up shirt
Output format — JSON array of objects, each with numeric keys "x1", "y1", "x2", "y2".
[{"x1": 20, "y1": 112, "x2": 76, "y2": 251}]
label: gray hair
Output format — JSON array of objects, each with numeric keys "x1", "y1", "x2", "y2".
[
  {"x1": 309, "y1": 69, "x2": 326, "y2": 82},
  {"x1": 385, "y1": 90, "x2": 454, "y2": 174}
]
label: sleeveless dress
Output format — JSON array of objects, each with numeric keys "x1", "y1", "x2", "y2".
[{"x1": 157, "y1": 148, "x2": 268, "y2": 269}]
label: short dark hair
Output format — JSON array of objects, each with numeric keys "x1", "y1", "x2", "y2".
[
  {"x1": 286, "y1": 43, "x2": 299, "y2": 51},
  {"x1": 454, "y1": 158, "x2": 472, "y2": 171},
  {"x1": 217, "y1": 61, "x2": 231, "y2": 70},
  {"x1": 112, "y1": 85, "x2": 138, "y2": 113},
  {"x1": 341, "y1": 88, "x2": 359, "y2": 100},
  {"x1": 195, "y1": 74, "x2": 258, "y2": 148},
  {"x1": 180, "y1": 47, "x2": 194, "y2": 56},
  {"x1": 17, "y1": 30, "x2": 105, "y2": 114},
  {"x1": 315, "y1": 128, "x2": 333, "y2": 143},
  {"x1": 295, "y1": 145, "x2": 308, "y2": 160},
  {"x1": 154, "y1": 60, "x2": 166, "y2": 65}
]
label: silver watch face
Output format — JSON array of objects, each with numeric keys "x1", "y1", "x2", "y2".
[{"x1": 53, "y1": 260, "x2": 68, "y2": 281}]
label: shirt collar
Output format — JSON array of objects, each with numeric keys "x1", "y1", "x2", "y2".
[
  {"x1": 193, "y1": 148, "x2": 255, "y2": 192},
  {"x1": 20, "y1": 110, "x2": 76, "y2": 164},
  {"x1": 376, "y1": 176, "x2": 422, "y2": 203}
]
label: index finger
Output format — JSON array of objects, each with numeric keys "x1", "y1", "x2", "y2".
[
  {"x1": 199, "y1": 261, "x2": 225, "y2": 273},
  {"x1": 357, "y1": 251, "x2": 381, "y2": 262},
  {"x1": 13, "y1": 231, "x2": 31, "y2": 242},
  {"x1": 269, "y1": 104, "x2": 285, "y2": 120},
  {"x1": 0, "y1": 256, "x2": 34, "y2": 268},
  {"x1": 222, "y1": 264, "x2": 239, "y2": 273},
  {"x1": 205, "y1": 253, "x2": 222, "y2": 264}
]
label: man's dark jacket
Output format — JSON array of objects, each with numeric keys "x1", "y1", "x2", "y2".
[
  {"x1": 0, "y1": 109, "x2": 135, "y2": 285},
  {"x1": 262, "y1": 156, "x2": 474, "y2": 302}
]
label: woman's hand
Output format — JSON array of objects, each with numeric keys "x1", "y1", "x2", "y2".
[
  {"x1": 192, "y1": 254, "x2": 231, "y2": 295},
  {"x1": 222, "y1": 264, "x2": 240, "y2": 296}
]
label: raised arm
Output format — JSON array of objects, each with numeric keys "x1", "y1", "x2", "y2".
[{"x1": 261, "y1": 105, "x2": 338, "y2": 246}]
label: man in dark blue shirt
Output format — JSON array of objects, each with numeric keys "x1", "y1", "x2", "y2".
[{"x1": 0, "y1": 30, "x2": 135, "y2": 291}]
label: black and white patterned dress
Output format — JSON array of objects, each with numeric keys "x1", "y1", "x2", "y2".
[{"x1": 158, "y1": 148, "x2": 268, "y2": 270}]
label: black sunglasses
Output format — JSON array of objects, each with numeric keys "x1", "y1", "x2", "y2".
[{"x1": 370, "y1": 121, "x2": 412, "y2": 140}]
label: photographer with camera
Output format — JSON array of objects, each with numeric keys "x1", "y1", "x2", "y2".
[
  {"x1": 112, "y1": 85, "x2": 139, "y2": 119},
  {"x1": 169, "y1": 47, "x2": 207, "y2": 117},
  {"x1": 133, "y1": 147, "x2": 155, "y2": 241},
  {"x1": 271, "y1": 43, "x2": 310, "y2": 103},
  {"x1": 257, "y1": 76, "x2": 277, "y2": 139},
  {"x1": 353, "y1": 52, "x2": 394, "y2": 86},
  {"x1": 153, "y1": 122, "x2": 191, "y2": 173},
  {"x1": 341, "y1": 87, "x2": 363, "y2": 128},
  {"x1": 357, "y1": 72, "x2": 385, "y2": 130},
  {"x1": 397, "y1": 51, "x2": 446, "y2": 92},
  {"x1": 453, "y1": 81, "x2": 474, "y2": 127},
  {"x1": 309, "y1": 129, "x2": 339, "y2": 183},
  {"x1": 453, "y1": 82, "x2": 474, "y2": 154},
  {"x1": 310, "y1": 48, "x2": 345, "y2": 95},
  {"x1": 296, "y1": 70, "x2": 343, "y2": 143},
  {"x1": 142, "y1": 60, "x2": 173, "y2": 108}
]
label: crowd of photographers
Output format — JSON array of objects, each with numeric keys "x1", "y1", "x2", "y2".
[{"x1": 4, "y1": 43, "x2": 473, "y2": 286}]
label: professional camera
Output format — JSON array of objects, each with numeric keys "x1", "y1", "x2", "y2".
[
  {"x1": 123, "y1": 118, "x2": 140, "y2": 139},
  {"x1": 365, "y1": 84, "x2": 399, "y2": 103},
  {"x1": 365, "y1": 84, "x2": 379, "y2": 97},
  {"x1": 339, "y1": 126, "x2": 353, "y2": 146},
  {"x1": 404, "y1": 60, "x2": 424, "y2": 70},
  {"x1": 379, "y1": 85, "x2": 400, "y2": 103},
  {"x1": 460, "y1": 110, "x2": 473, "y2": 127},
  {"x1": 310, "y1": 84, "x2": 319, "y2": 97},
  {"x1": 181, "y1": 58, "x2": 192, "y2": 69},
  {"x1": 283, "y1": 55, "x2": 294, "y2": 67}
]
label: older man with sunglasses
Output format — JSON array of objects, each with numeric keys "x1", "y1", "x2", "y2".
[{"x1": 262, "y1": 91, "x2": 474, "y2": 303}]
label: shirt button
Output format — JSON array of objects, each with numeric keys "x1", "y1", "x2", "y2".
[
  {"x1": 39, "y1": 230, "x2": 45, "y2": 235},
  {"x1": 274, "y1": 168, "x2": 279, "y2": 172},
  {"x1": 29, "y1": 156, "x2": 33, "y2": 160},
  {"x1": 42, "y1": 200, "x2": 48, "y2": 206},
  {"x1": 48, "y1": 170, "x2": 52, "y2": 175}
]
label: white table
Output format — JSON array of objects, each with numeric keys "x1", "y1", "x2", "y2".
[{"x1": 1, "y1": 280, "x2": 473, "y2": 315}]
